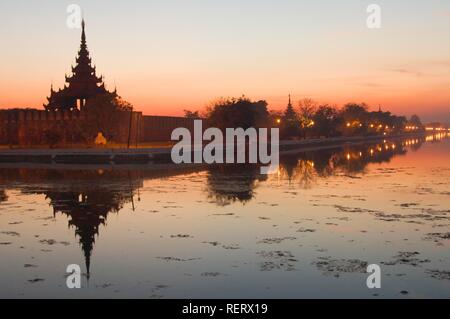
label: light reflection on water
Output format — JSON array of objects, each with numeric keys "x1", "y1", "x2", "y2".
[{"x1": 0, "y1": 134, "x2": 449, "y2": 298}]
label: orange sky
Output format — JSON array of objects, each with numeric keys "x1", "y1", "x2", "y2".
[{"x1": 1, "y1": 1, "x2": 449, "y2": 122}]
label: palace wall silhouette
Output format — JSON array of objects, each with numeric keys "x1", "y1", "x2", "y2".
[
  {"x1": 0, "y1": 20, "x2": 200, "y2": 146},
  {"x1": 0, "y1": 108, "x2": 197, "y2": 145},
  {"x1": 141, "y1": 115, "x2": 197, "y2": 142}
]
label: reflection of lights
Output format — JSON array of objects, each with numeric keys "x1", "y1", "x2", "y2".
[
  {"x1": 359, "y1": 152, "x2": 362, "y2": 157},
  {"x1": 346, "y1": 122, "x2": 351, "y2": 127},
  {"x1": 346, "y1": 153, "x2": 351, "y2": 160},
  {"x1": 392, "y1": 144, "x2": 396, "y2": 149},
  {"x1": 276, "y1": 118, "x2": 281, "y2": 124},
  {"x1": 370, "y1": 124, "x2": 374, "y2": 128},
  {"x1": 370, "y1": 149, "x2": 374, "y2": 155},
  {"x1": 383, "y1": 132, "x2": 387, "y2": 135}
]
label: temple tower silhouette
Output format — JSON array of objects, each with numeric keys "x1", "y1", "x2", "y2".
[{"x1": 44, "y1": 20, "x2": 116, "y2": 111}]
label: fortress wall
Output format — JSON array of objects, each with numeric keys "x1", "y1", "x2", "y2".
[
  {"x1": 141, "y1": 115, "x2": 200, "y2": 142},
  {"x1": 0, "y1": 108, "x2": 147, "y2": 146},
  {"x1": 0, "y1": 108, "x2": 202, "y2": 145},
  {"x1": 0, "y1": 109, "x2": 87, "y2": 146}
]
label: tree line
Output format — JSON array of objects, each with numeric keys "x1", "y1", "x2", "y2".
[{"x1": 185, "y1": 96, "x2": 424, "y2": 140}]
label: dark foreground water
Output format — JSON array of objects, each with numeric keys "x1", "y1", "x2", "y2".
[{"x1": 0, "y1": 133, "x2": 449, "y2": 298}]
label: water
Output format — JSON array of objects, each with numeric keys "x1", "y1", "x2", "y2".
[{"x1": 0, "y1": 133, "x2": 449, "y2": 298}]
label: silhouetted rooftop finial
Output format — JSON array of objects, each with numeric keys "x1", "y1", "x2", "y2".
[{"x1": 81, "y1": 19, "x2": 86, "y2": 45}]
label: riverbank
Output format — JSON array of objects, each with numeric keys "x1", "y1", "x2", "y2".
[{"x1": 0, "y1": 132, "x2": 427, "y2": 165}]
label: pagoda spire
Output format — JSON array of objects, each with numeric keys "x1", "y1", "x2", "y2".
[
  {"x1": 81, "y1": 19, "x2": 86, "y2": 46},
  {"x1": 44, "y1": 18, "x2": 117, "y2": 111}
]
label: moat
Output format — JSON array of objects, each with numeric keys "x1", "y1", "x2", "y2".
[{"x1": 1, "y1": 133, "x2": 449, "y2": 298}]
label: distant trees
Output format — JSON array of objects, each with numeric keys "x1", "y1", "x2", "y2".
[
  {"x1": 338, "y1": 103, "x2": 368, "y2": 136},
  {"x1": 200, "y1": 95, "x2": 422, "y2": 140},
  {"x1": 298, "y1": 98, "x2": 317, "y2": 139},
  {"x1": 366, "y1": 110, "x2": 407, "y2": 134},
  {"x1": 205, "y1": 96, "x2": 269, "y2": 130},
  {"x1": 409, "y1": 114, "x2": 423, "y2": 128},
  {"x1": 312, "y1": 104, "x2": 340, "y2": 137},
  {"x1": 183, "y1": 110, "x2": 200, "y2": 119}
]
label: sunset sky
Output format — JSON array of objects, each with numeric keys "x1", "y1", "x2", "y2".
[{"x1": 0, "y1": 0, "x2": 449, "y2": 122}]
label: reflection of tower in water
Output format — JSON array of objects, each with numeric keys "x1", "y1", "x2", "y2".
[{"x1": 41, "y1": 170, "x2": 143, "y2": 279}]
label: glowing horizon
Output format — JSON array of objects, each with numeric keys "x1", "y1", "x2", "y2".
[{"x1": 1, "y1": 0, "x2": 450, "y2": 122}]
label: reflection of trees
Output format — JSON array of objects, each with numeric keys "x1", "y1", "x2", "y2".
[
  {"x1": 279, "y1": 157, "x2": 317, "y2": 189},
  {"x1": 206, "y1": 164, "x2": 267, "y2": 206},
  {"x1": 279, "y1": 138, "x2": 423, "y2": 188},
  {"x1": 296, "y1": 160, "x2": 316, "y2": 189}
]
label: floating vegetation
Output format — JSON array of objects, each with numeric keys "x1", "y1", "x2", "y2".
[
  {"x1": 257, "y1": 251, "x2": 298, "y2": 271},
  {"x1": 24, "y1": 264, "x2": 38, "y2": 268},
  {"x1": 27, "y1": 278, "x2": 45, "y2": 283},
  {"x1": 381, "y1": 252, "x2": 430, "y2": 267},
  {"x1": 156, "y1": 257, "x2": 201, "y2": 262},
  {"x1": 170, "y1": 234, "x2": 193, "y2": 238},
  {"x1": 39, "y1": 239, "x2": 57, "y2": 245},
  {"x1": 426, "y1": 269, "x2": 450, "y2": 280},
  {"x1": 257, "y1": 237, "x2": 297, "y2": 244},
  {"x1": 1, "y1": 231, "x2": 20, "y2": 237},
  {"x1": 296, "y1": 228, "x2": 316, "y2": 233},
  {"x1": 334, "y1": 205, "x2": 376, "y2": 213},
  {"x1": 201, "y1": 272, "x2": 224, "y2": 277},
  {"x1": 222, "y1": 245, "x2": 241, "y2": 250},
  {"x1": 312, "y1": 257, "x2": 368, "y2": 277}
]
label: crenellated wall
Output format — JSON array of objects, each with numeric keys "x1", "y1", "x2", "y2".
[
  {"x1": 0, "y1": 108, "x2": 143, "y2": 146},
  {"x1": 0, "y1": 108, "x2": 198, "y2": 146},
  {"x1": 141, "y1": 115, "x2": 199, "y2": 142}
]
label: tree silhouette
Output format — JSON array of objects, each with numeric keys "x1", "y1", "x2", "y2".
[{"x1": 205, "y1": 96, "x2": 269, "y2": 130}]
